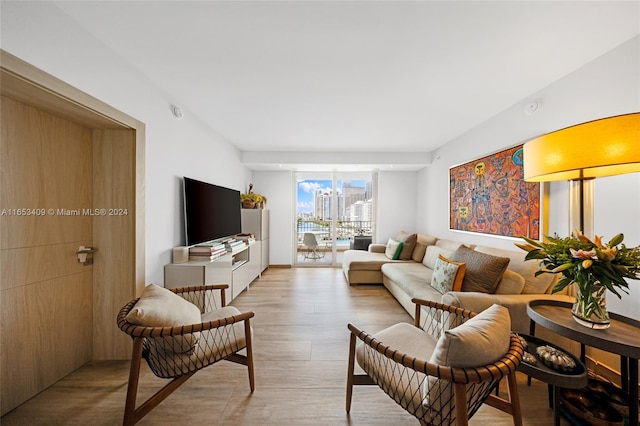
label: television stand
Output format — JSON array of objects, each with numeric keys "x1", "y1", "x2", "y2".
[{"x1": 164, "y1": 242, "x2": 261, "y2": 302}]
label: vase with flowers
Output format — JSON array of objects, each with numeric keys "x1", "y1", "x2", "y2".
[{"x1": 516, "y1": 232, "x2": 640, "y2": 329}]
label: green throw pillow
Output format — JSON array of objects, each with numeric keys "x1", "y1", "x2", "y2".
[{"x1": 385, "y1": 238, "x2": 404, "y2": 260}]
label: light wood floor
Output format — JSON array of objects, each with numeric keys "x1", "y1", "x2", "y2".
[{"x1": 2, "y1": 267, "x2": 567, "y2": 425}]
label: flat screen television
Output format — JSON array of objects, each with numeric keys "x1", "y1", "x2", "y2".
[{"x1": 183, "y1": 177, "x2": 242, "y2": 246}]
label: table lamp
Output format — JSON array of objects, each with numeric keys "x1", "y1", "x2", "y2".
[{"x1": 523, "y1": 112, "x2": 640, "y2": 238}]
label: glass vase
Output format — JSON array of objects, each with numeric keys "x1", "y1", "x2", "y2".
[{"x1": 571, "y1": 282, "x2": 610, "y2": 329}]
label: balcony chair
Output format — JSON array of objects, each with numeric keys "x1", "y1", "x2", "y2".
[
  {"x1": 117, "y1": 284, "x2": 255, "y2": 425},
  {"x1": 346, "y1": 299, "x2": 524, "y2": 426},
  {"x1": 303, "y1": 232, "x2": 324, "y2": 260}
]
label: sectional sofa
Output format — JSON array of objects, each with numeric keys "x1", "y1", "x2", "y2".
[{"x1": 342, "y1": 233, "x2": 574, "y2": 333}]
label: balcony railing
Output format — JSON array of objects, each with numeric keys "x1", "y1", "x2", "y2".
[{"x1": 296, "y1": 220, "x2": 372, "y2": 256}]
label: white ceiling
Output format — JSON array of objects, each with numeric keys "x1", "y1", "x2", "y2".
[{"x1": 53, "y1": 1, "x2": 639, "y2": 171}]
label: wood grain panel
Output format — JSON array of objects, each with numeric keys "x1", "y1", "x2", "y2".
[
  {"x1": 0, "y1": 241, "x2": 92, "y2": 291},
  {"x1": 92, "y1": 129, "x2": 136, "y2": 360},
  {"x1": 1, "y1": 97, "x2": 92, "y2": 249},
  {"x1": 0, "y1": 95, "x2": 94, "y2": 415},
  {"x1": 1, "y1": 272, "x2": 92, "y2": 415}
]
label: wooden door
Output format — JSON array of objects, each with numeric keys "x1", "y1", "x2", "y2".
[
  {"x1": 1, "y1": 97, "x2": 94, "y2": 413},
  {"x1": 0, "y1": 50, "x2": 145, "y2": 416}
]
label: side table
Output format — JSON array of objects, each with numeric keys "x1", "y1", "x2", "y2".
[
  {"x1": 527, "y1": 299, "x2": 640, "y2": 426},
  {"x1": 517, "y1": 334, "x2": 587, "y2": 426}
]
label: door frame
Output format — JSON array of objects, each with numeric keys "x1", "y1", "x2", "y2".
[{"x1": 0, "y1": 50, "x2": 145, "y2": 360}]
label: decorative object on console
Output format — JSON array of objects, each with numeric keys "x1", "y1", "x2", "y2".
[
  {"x1": 449, "y1": 144, "x2": 543, "y2": 239},
  {"x1": 523, "y1": 112, "x2": 639, "y2": 239},
  {"x1": 517, "y1": 232, "x2": 640, "y2": 329},
  {"x1": 241, "y1": 183, "x2": 267, "y2": 209}
]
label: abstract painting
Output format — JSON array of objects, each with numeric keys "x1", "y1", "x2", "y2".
[{"x1": 449, "y1": 144, "x2": 542, "y2": 239}]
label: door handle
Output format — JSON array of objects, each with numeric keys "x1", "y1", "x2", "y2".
[{"x1": 77, "y1": 246, "x2": 97, "y2": 265}]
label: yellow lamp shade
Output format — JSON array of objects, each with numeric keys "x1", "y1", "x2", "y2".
[{"x1": 523, "y1": 112, "x2": 640, "y2": 182}]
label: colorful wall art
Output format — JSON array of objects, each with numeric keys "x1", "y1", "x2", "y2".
[{"x1": 449, "y1": 145, "x2": 542, "y2": 239}]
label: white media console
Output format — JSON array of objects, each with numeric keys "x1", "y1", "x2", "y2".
[
  {"x1": 164, "y1": 209, "x2": 269, "y2": 303},
  {"x1": 164, "y1": 241, "x2": 261, "y2": 303}
]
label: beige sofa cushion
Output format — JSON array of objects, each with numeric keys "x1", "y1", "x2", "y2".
[
  {"x1": 396, "y1": 231, "x2": 418, "y2": 260},
  {"x1": 451, "y1": 246, "x2": 510, "y2": 294},
  {"x1": 435, "y1": 239, "x2": 466, "y2": 251},
  {"x1": 494, "y1": 269, "x2": 526, "y2": 294},
  {"x1": 381, "y1": 262, "x2": 442, "y2": 302},
  {"x1": 412, "y1": 234, "x2": 438, "y2": 262},
  {"x1": 474, "y1": 245, "x2": 556, "y2": 294},
  {"x1": 343, "y1": 250, "x2": 396, "y2": 271},
  {"x1": 423, "y1": 245, "x2": 455, "y2": 269}
]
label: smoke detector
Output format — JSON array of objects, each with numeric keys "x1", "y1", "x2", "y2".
[
  {"x1": 171, "y1": 105, "x2": 184, "y2": 119},
  {"x1": 523, "y1": 99, "x2": 542, "y2": 116}
]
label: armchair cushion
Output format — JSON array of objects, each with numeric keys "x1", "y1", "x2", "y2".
[
  {"x1": 429, "y1": 303, "x2": 511, "y2": 368},
  {"x1": 125, "y1": 283, "x2": 201, "y2": 353},
  {"x1": 451, "y1": 246, "x2": 510, "y2": 294}
]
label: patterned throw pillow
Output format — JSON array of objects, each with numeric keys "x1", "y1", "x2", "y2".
[
  {"x1": 430, "y1": 254, "x2": 466, "y2": 294},
  {"x1": 385, "y1": 238, "x2": 404, "y2": 260}
]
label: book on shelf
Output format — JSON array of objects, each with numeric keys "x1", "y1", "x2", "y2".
[
  {"x1": 224, "y1": 239, "x2": 246, "y2": 251},
  {"x1": 189, "y1": 244, "x2": 227, "y2": 259},
  {"x1": 236, "y1": 233, "x2": 256, "y2": 244}
]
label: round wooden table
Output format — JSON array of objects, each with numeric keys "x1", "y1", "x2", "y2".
[
  {"x1": 517, "y1": 334, "x2": 587, "y2": 426},
  {"x1": 527, "y1": 299, "x2": 640, "y2": 426}
]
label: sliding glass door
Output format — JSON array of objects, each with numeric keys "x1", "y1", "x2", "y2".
[{"x1": 294, "y1": 171, "x2": 376, "y2": 266}]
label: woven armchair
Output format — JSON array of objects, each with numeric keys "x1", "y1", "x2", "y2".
[
  {"x1": 346, "y1": 299, "x2": 524, "y2": 426},
  {"x1": 117, "y1": 284, "x2": 254, "y2": 426}
]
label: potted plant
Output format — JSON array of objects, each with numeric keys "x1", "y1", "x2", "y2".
[
  {"x1": 241, "y1": 184, "x2": 267, "y2": 209},
  {"x1": 516, "y1": 231, "x2": 640, "y2": 329}
]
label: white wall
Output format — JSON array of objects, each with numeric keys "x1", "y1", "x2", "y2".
[
  {"x1": 253, "y1": 169, "x2": 419, "y2": 264},
  {"x1": 1, "y1": 2, "x2": 251, "y2": 285},
  {"x1": 250, "y1": 171, "x2": 293, "y2": 265},
  {"x1": 376, "y1": 171, "x2": 418, "y2": 244},
  {"x1": 417, "y1": 36, "x2": 640, "y2": 318}
]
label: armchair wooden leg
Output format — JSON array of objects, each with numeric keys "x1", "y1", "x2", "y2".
[
  {"x1": 346, "y1": 332, "x2": 357, "y2": 413},
  {"x1": 454, "y1": 382, "x2": 469, "y2": 426},
  {"x1": 123, "y1": 338, "x2": 144, "y2": 426},
  {"x1": 507, "y1": 372, "x2": 523, "y2": 426},
  {"x1": 245, "y1": 319, "x2": 255, "y2": 392}
]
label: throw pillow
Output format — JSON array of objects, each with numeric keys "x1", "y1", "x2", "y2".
[
  {"x1": 385, "y1": 238, "x2": 404, "y2": 260},
  {"x1": 422, "y1": 245, "x2": 455, "y2": 269},
  {"x1": 429, "y1": 304, "x2": 511, "y2": 367},
  {"x1": 396, "y1": 231, "x2": 418, "y2": 260},
  {"x1": 430, "y1": 255, "x2": 466, "y2": 294},
  {"x1": 423, "y1": 305, "x2": 512, "y2": 420},
  {"x1": 126, "y1": 283, "x2": 202, "y2": 353},
  {"x1": 411, "y1": 234, "x2": 438, "y2": 262},
  {"x1": 494, "y1": 269, "x2": 526, "y2": 294},
  {"x1": 451, "y1": 246, "x2": 510, "y2": 294}
]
